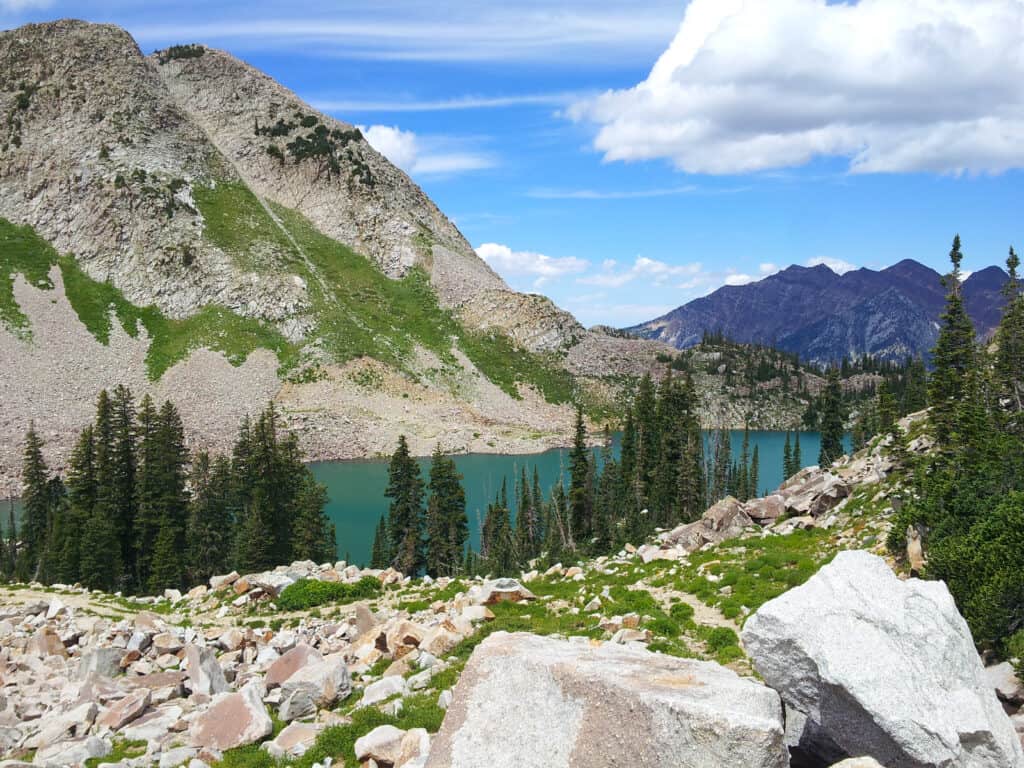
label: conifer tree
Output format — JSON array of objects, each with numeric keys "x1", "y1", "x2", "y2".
[
  {"x1": 782, "y1": 432, "x2": 793, "y2": 480},
  {"x1": 793, "y1": 430, "x2": 802, "y2": 472},
  {"x1": 996, "y1": 246, "x2": 1024, "y2": 420},
  {"x1": 750, "y1": 445, "x2": 760, "y2": 499},
  {"x1": 186, "y1": 453, "x2": 235, "y2": 582},
  {"x1": 21, "y1": 424, "x2": 50, "y2": 576},
  {"x1": 568, "y1": 405, "x2": 591, "y2": 546},
  {"x1": 425, "y1": 447, "x2": 467, "y2": 577},
  {"x1": 370, "y1": 513, "x2": 391, "y2": 569},
  {"x1": 291, "y1": 473, "x2": 336, "y2": 564},
  {"x1": 385, "y1": 435, "x2": 425, "y2": 575},
  {"x1": 818, "y1": 371, "x2": 846, "y2": 467},
  {"x1": 146, "y1": 401, "x2": 190, "y2": 592},
  {"x1": 929, "y1": 235, "x2": 978, "y2": 447}
]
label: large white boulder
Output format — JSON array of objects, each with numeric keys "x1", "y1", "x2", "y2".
[
  {"x1": 424, "y1": 631, "x2": 787, "y2": 768},
  {"x1": 742, "y1": 550, "x2": 1024, "y2": 768}
]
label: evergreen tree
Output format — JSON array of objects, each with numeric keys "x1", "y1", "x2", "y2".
[
  {"x1": 750, "y1": 445, "x2": 760, "y2": 498},
  {"x1": 424, "y1": 447, "x2": 467, "y2": 577},
  {"x1": 567, "y1": 405, "x2": 592, "y2": 547},
  {"x1": 793, "y1": 431, "x2": 802, "y2": 472},
  {"x1": 385, "y1": 435, "x2": 425, "y2": 575},
  {"x1": 782, "y1": 432, "x2": 793, "y2": 480},
  {"x1": 146, "y1": 401, "x2": 190, "y2": 593},
  {"x1": 20, "y1": 424, "x2": 50, "y2": 576},
  {"x1": 291, "y1": 473, "x2": 335, "y2": 564},
  {"x1": 370, "y1": 513, "x2": 391, "y2": 569},
  {"x1": 996, "y1": 246, "x2": 1024, "y2": 420},
  {"x1": 186, "y1": 453, "x2": 235, "y2": 583},
  {"x1": 929, "y1": 235, "x2": 978, "y2": 447},
  {"x1": 818, "y1": 371, "x2": 846, "y2": 467}
]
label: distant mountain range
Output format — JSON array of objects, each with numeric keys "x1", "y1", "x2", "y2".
[{"x1": 626, "y1": 260, "x2": 1009, "y2": 364}]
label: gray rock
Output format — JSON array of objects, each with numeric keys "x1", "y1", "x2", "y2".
[
  {"x1": 984, "y1": 662, "x2": 1024, "y2": 706},
  {"x1": 424, "y1": 631, "x2": 787, "y2": 768},
  {"x1": 279, "y1": 655, "x2": 351, "y2": 720},
  {"x1": 742, "y1": 550, "x2": 1024, "y2": 768},
  {"x1": 76, "y1": 648, "x2": 125, "y2": 680},
  {"x1": 184, "y1": 646, "x2": 228, "y2": 697},
  {"x1": 661, "y1": 495, "x2": 754, "y2": 553}
]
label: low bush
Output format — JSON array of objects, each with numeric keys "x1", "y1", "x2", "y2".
[{"x1": 276, "y1": 576, "x2": 381, "y2": 611}]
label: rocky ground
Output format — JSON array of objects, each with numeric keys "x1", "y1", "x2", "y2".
[{"x1": 2, "y1": 412, "x2": 1023, "y2": 767}]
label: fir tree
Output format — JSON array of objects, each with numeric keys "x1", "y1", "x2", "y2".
[
  {"x1": 291, "y1": 473, "x2": 335, "y2": 565},
  {"x1": 996, "y1": 246, "x2": 1024, "y2": 420},
  {"x1": 425, "y1": 447, "x2": 467, "y2": 577},
  {"x1": 929, "y1": 235, "x2": 978, "y2": 447},
  {"x1": 750, "y1": 445, "x2": 760, "y2": 499},
  {"x1": 109, "y1": 385, "x2": 138, "y2": 585},
  {"x1": 782, "y1": 432, "x2": 793, "y2": 480},
  {"x1": 385, "y1": 435, "x2": 425, "y2": 575},
  {"x1": 793, "y1": 431, "x2": 802, "y2": 472},
  {"x1": 818, "y1": 371, "x2": 846, "y2": 468},
  {"x1": 567, "y1": 405, "x2": 591, "y2": 547},
  {"x1": 20, "y1": 424, "x2": 50, "y2": 576},
  {"x1": 186, "y1": 453, "x2": 235, "y2": 582},
  {"x1": 370, "y1": 513, "x2": 391, "y2": 569}
]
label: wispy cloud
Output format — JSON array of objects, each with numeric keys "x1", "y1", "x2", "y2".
[
  {"x1": 476, "y1": 242, "x2": 588, "y2": 289},
  {"x1": 313, "y1": 92, "x2": 576, "y2": 113},
  {"x1": 359, "y1": 124, "x2": 494, "y2": 177},
  {"x1": 578, "y1": 256, "x2": 703, "y2": 288}
]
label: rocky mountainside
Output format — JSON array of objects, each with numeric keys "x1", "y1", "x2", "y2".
[
  {"x1": 0, "y1": 20, "x2": 674, "y2": 495},
  {"x1": 2, "y1": 412, "x2": 1022, "y2": 767},
  {"x1": 628, "y1": 260, "x2": 1008, "y2": 364}
]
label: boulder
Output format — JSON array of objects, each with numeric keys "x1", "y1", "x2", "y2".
[
  {"x1": 742, "y1": 550, "x2": 1024, "y2": 768},
  {"x1": 265, "y1": 644, "x2": 323, "y2": 689},
  {"x1": 362, "y1": 676, "x2": 408, "y2": 707},
  {"x1": 984, "y1": 662, "x2": 1024, "y2": 706},
  {"x1": 209, "y1": 571, "x2": 239, "y2": 590},
  {"x1": 27, "y1": 628, "x2": 67, "y2": 659},
  {"x1": 96, "y1": 688, "x2": 150, "y2": 731},
  {"x1": 263, "y1": 721, "x2": 321, "y2": 759},
  {"x1": 355, "y1": 724, "x2": 406, "y2": 764},
  {"x1": 829, "y1": 760, "x2": 886, "y2": 768},
  {"x1": 745, "y1": 494, "x2": 786, "y2": 524},
  {"x1": 279, "y1": 655, "x2": 351, "y2": 719},
  {"x1": 251, "y1": 572, "x2": 296, "y2": 597},
  {"x1": 190, "y1": 683, "x2": 272, "y2": 751},
  {"x1": 424, "y1": 631, "x2": 787, "y2": 768},
  {"x1": 76, "y1": 647, "x2": 124, "y2": 679},
  {"x1": 470, "y1": 579, "x2": 536, "y2": 606},
  {"x1": 661, "y1": 496, "x2": 754, "y2": 553},
  {"x1": 184, "y1": 645, "x2": 228, "y2": 697}
]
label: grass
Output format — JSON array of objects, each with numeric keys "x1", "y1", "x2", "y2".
[
  {"x1": 85, "y1": 739, "x2": 146, "y2": 768},
  {"x1": 0, "y1": 217, "x2": 298, "y2": 379},
  {"x1": 275, "y1": 576, "x2": 381, "y2": 611},
  {"x1": 193, "y1": 182, "x2": 295, "y2": 273}
]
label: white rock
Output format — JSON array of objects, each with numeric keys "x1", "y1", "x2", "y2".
[
  {"x1": 423, "y1": 631, "x2": 786, "y2": 768},
  {"x1": 742, "y1": 551, "x2": 1024, "y2": 768},
  {"x1": 361, "y1": 675, "x2": 408, "y2": 707},
  {"x1": 355, "y1": 725, "x2": 406, "y2": 764}
]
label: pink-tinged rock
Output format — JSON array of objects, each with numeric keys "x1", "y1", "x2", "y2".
[
  {"x1": 27, "y1": 627, "x2": 67, "y2": 659},
  {"x1": 469, "y1": 579, "x2": 535, "y2": 606},
  {"x1": 96, "y1": 688, "x2": 150, "y2": 731},
  {"x1": 263, "y1": 722, "x2": 322, "y2": 759},
  {"x1": 745, "y1": 494, "x2": 786, "y2": 524},
  {"x1": 209, "y1": 571, "x2": 240, "y2": 590},
  {"x1": 184, "y1": 646, "x2": 229, "y2": 697},
  {"x1": 355, "y1": 725, "x2": 406, "y2": 764},
  {"x1": 265, "y1": 644, "x2": 323, "y2": 689},
  {"x1": 190, "y1": 683, "x2": 272, "y2": 751},
  {"x1": 279, "y1": 655, "x2": 351, "y2": 717},
  {"x1": 419, "y1": 626, "x2": 462, "y2": 657}
]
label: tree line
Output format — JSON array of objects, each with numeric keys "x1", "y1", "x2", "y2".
[
  {"x1": 888, "y1": 237, "x2": 1024, "y2": 651},
  {"x1": 4, "y1": 389, "x2": 335, "y2": 593}
]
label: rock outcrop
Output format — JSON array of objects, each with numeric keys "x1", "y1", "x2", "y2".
[
  {"x1": 425, "y1": 631, "x2": 788, "y2": 768},
  {"x1": 742, "y1": 551, "x2": 1024, "y2": 768}
]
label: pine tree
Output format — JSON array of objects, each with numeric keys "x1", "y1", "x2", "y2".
[
  {"x1": 109, "y1": 385, "x2": 138, "y2": 585},
  {"x1": 996, "y1": 246, "x2": 1024, "y2": 420},
  {"x1": 21, "y1": 424, "x2": 50, "y2": 576},
  {"x1": 385, "y1": 435, "x2": 425, "y2": 575},
  {"x1": 793, "y1": 431, "x2": 802, "y2": 473},
  {"x1": 929, "y1": 235, "x2": 978, "y2": 447},
  {"x1": 291, "y1": 473, "x2": 335, "y2": 565},
  {"x1": 782, "y1": 432, "x2": 793, "y2": 480},
  {"x1": 133, "y1": 395, "x2": 161, "y2": 587},
  {"x1": 567, "y1": 405, "x2": 592, "y2": 547},
  {"x1": 425, "y1": 447, "x2": 467, "y2": 577},
  {"x1": 370, "y1": 513, "x2": 391, "y2": 569},
  {"x1": 818, "y1": 371, "x2": 846, "y2": 467},
  {"x1": 750, "y1": 445, "x2": 760, "y2": 499},
  {"x1": 186, "y1": 453, "x2": 235, "y2": 583},
  {"x1": 146, "y1": 401, "x2": 190, "y2": 593}
]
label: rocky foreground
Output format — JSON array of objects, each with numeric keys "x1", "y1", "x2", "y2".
[{"x1": 1, "y1": 416, "x2": 1023, "y2": 767}]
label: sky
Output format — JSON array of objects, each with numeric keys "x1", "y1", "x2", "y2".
[{"x1": 3, "y1": 0, "x2": 1023, "y2": 327}]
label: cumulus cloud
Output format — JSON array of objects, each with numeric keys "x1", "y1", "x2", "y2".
[
  {"x1": 724, "y1": 273, "x2": 755, "y2": 286},
  {"x1": 475, "y1": 243, "x2": 589, "y2": 288},
  {"x1": 806, "y1": 256, "x2": 858, "y2": 274},
  {"x1": 360, "y1": 125, "x2": 493, "y2": 176},
  {"x1": 569, "y1": 0, "x2": 1024, "y2": 175},
  {"x1": 579, "y1": 256, "x2": 704, "y2": 288}
]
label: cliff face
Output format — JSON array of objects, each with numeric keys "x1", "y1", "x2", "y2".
[{"x1": 0, "y1": 20, "x2": 675, "y2": 494}]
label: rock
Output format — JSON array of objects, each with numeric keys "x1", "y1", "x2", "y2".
[
  {"x1": 152, "y1": 632, "x2": 184, "y2": 656},
  {"x1": 77, "y1": 647, "x2": 125, "y2": 679},
  {"x1": 96, "y1": 688, "x2": 150, "y2": 731},
  {"x1": 33, "y1": 736, "x2": 110, "y2": 767},
  {"x1": 210, "y1": 571, "x2": 239, "y2": 590},
  {"x1": 190, "y1": 683, "x2": 272, "y2": 751},
  {"x1": 985, "y1": 661, "x2": 1024, "y2": 706},
  {"x1": 264, "y1": 722, "x2": 321, "y2": 759},
  {"x1": 184, "y1": 645, "x2": 228, "y2": 697},
  {"x1": 159, "y1": 746, "x2": 197, "y2": 768},
  {"x1": 252, "y1": 572, "x2": 296, "y2": 597},
  {"x1": 745, "y1": 494, "x2": 786, "y2": 524},
  {"x1": 636, "y1": 544, "x2": 680, "y2": 563},
  {"x1": 279, "y1": 656, "x2": 351, "y2": 718},
  {"x1": 742, "y1": 550, "x2": 1024, "y2": 768},
  {"x1": 121, "y1": 704, "x2": 183, "y2": 742},
  {"x1": 27, "y1": 628, "x2": 67, "y2": 659},
  {"x1": 266, "y1": 643, "x2": 323, "y2": 688},
  {"x1": 662, "y1": 496, "x2": 754, "y2": 553},
  {"x1": 419, "y1": 626, "x2": 462, "y2": 657},
  {"x1": 424, "y1": 631, "x2": 786, "y2": 768},
  {"x1": 470, "y1": 579, "x2": 536, "y2": 606},
  {"x1": 354, "y1": 604, "x2": 377, "y2": 636},
  {"x1": 362, "y1": 676, "x2": 408, "y2": 707},
  {"x1": 828, "y1": 760, "x2": 886, "y2": 768},
  {"x1": 355, "y1": 725, "x2": 406, "y2": 764}
]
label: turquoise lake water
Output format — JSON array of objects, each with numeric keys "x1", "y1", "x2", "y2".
[
  {"x1": 4, "y1": 430, "x2": 835, "y2": 567},
  {"x1": 314, "y1": 430, "x2": 832, "y2": 566}
]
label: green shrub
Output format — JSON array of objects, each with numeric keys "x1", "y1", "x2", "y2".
[
  {"x1": 157, "y1": 44, "x2": 206, "y2": 64},
  {"x1": 276, "y1": 576, "x2": 381, "y2": 611},
  {"x1": 669, "y1": 602, "x2": 695, "y2": 624}
]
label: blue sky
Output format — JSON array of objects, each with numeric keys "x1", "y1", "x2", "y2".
[{"x1": 3, "y1": 0, "x2": 1022, "y2": 326}]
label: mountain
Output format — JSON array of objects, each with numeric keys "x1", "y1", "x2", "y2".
[
  {"x1": 627, "y1": 259, "x2": 1008, "y2": 363},
  {"x1": 0, "y1": 19, "x2": 672, "y2": 495}
]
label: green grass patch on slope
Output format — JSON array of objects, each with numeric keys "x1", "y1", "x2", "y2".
[
  {"x1": 193, "y1": 181, "x2": 296, "y2": 272},
  {"x1": 0, "y1": 216, "x2": 298, "y2": 379}
]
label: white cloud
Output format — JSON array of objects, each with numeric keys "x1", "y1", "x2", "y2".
[
  {"x1": 0, "y1": 0, "x2": 51, "y2": 10},
  {"x1": 759, "y1": 263, "x2": 779, "y2": 275},
  {"x1": 806, "y1": 256, "x2": 858, "y2": 275},
  {"x1": 359, "y1": 124, "x2": 493, "y2": 176},
  {"x1": 475, "y1": 243, "x2": 589, "y2": 288},
  {"x1": 580, "y1": 256, "x2": 704, "y2": 288},
  {"x1": 724, "y1": 273, "x2": 755, "y2": 286},
  {"x1": 569, "y1": 0, "x2": 1024, "y2": 175}
]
